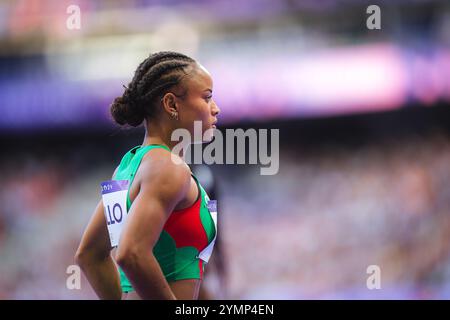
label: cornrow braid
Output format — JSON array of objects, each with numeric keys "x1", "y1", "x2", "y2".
[{"x1": 110, "y1": 51, "x2": 196, "y2": 127}]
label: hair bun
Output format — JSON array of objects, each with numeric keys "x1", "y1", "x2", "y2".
[{"x1": 110, "y1": 87, "x2": 145, "y2": 127}]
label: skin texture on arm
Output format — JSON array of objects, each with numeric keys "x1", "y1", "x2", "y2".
[
  {"x1": 75, "y1": 168, "x2": 122, "y2": 300},
  {"x1": 75, "y1": 200, "x2": 122, "y2": 300},
  {"x1": 115, "y1": 152, "x2": 192, "y2": 300}
]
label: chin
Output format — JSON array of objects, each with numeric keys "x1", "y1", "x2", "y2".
[
  {"x1": 203, "y1": 128, "x2": 215, "y2": 142},
  {"x1": 191, "y1": 127, "x2": 216, "y2": 144}
]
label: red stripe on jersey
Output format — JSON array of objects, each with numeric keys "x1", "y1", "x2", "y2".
[{"x1": 163, "y1": 197, "x2": 208, "y2": 252}]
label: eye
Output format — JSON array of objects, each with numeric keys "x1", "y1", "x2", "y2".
[{"x1": 204, "y1": 95, "x2": 212, "y2": 102}]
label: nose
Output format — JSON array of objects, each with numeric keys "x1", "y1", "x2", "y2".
[{"x1": 211, "y1": 99, "x2": 220, "y2": 116}]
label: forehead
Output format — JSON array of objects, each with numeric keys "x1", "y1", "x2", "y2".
[{"x1": 184, "y1": 64, "x2": 213, "y2": 92}]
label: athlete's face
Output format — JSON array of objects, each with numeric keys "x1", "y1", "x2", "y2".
[{"x1": 176, "y1": 64, "x2": 220, "y2": 143}]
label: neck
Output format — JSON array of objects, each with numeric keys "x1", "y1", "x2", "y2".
[{"x1": 141, "y1": 118, "x2": 188, "y2": 157}]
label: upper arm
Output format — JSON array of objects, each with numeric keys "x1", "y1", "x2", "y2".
[
  {"x1": 117, "y1": 156, "x2": 191, "y2": 254},
  {"x1": 76, "y1": 166, "x2": 119, "y2": 260},
  {"x1": 112, "y1": 165, "x2": 119, "y2": 179},
  {"x1": 76, "y1": 199, "x2": 111, "y2": 260}
]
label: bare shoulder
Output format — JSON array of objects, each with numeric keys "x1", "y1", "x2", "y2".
[{"x1": 138, "y1": 148, "x2": 192, "y2": 198}]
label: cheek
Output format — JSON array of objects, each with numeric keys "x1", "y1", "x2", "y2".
[
  {"x1": 183, "y1": 100, "x2": 214, "y2": 143},
  {"x1": 185, "y1": 99, "x2": 210, "y2": 122},
  {"x1": 178, "y1": 98, "x2": 210, "y2": 134}
]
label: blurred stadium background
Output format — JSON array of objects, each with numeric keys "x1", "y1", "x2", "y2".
[{"x1": 0, "y1": 0, "x2": 450, "y2": 299}]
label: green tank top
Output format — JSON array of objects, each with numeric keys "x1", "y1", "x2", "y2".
[{"x1": 113, "y1": 144, "x2": 217, "y2": 292}]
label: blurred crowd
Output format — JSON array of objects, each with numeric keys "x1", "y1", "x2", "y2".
[{"x1": 218, "y1": 128, "x2": 450, "y2": 299}]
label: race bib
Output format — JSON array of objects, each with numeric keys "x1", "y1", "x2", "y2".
[
  {"x1": 199, "y1": 200, "x2": 218, "y2": 263},
  {"x1": 100, "y1": 180, "x2": 129, "y2": 248}
]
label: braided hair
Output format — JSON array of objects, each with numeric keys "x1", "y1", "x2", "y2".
[{"x1": 110, "y1": 51, "x2": 196, "y2": 127}]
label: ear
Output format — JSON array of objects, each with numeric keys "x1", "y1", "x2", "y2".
[{"x1": 161, "y1": 92, "x2": 178, "y2": 115}]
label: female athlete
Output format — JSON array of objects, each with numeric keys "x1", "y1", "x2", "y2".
[{"x1": 75, "y1": 51, "x2": 220, "y2": 300}]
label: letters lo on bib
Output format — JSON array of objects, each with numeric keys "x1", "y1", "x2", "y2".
[
  {"x1": 198, "y1": 200, "x2": 218, "y2": 263},
  {"x1": 100, "y1": 180, "x2": 129, "y2": 247}
]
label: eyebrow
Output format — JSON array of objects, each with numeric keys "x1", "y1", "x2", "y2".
[{"x1": 203, "y1": 88, "x2": 212, "y2": 93}]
